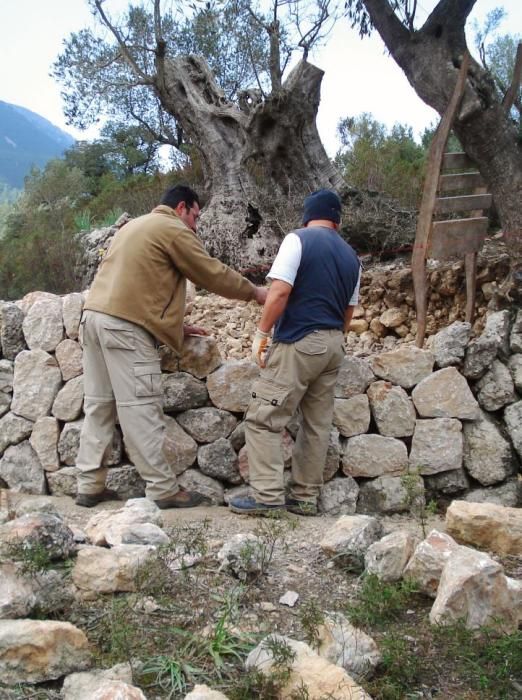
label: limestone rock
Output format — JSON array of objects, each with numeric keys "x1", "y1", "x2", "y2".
[
  {"x1": 207, "y1": 359, "x2": 259, "y2": 412},
  {"x1": 403, "y1": 530, "x2": 460, "y2": 597},
  {"x1": 333, "y1": 395, "x2": 370, "y2": 438},
  {"x1": 176, "y1": 407, "x2": 237, "y2": 443},
  {"x1": 379, "y1": 307, "x2": 406, "y2": 328},
  {"x1": 246, "y1": 634, "x2": 371, "y2": 699},
  {"x1": 510, "y1": 308, "x2": 522, "y2": 353},
  {"x1": 52, "y1": 375, "x2": 84, "y2": 421},
  {"x1": 367, "y1": 381, "x2": 415, "y2": 437},
  {"x1": 445, "y1": 500, "x2": 522, "y2": 555},
  {"x1": 0, "y1": 391, "x2": 11, "y2": 418},
  {"x1": 163, "y1": 415, "x2": 198, "y2": 474},
  {"x1": 409, "y1": 418, "x2": 463, "y2": 475},
  {"x1": 462, "y1": 332, "x2": 498, "y2": 380},
  {"x1": 179, "y1": 335, "x2": 223, "y2": 378},
  {"x1": 317, "y1": 612, "x2": 381, "y2": 681},
  {"x1": 324, "y1": 428, "x2": 342, "y2": 481},
  {"x1": 84, "y1": 498, "x2": 163, "y2": 547},
  {"x1": 184, "y1": 685, "x2": 230, "y2": 700},
  {"x1": 483, "y1": 310, "x2": 511, "y2": 360},
  {"x1": 334, "y1": 356, "x2": 375, "y2": 398},
  {"x1": 17, "y1": 291, "x2": 58, "y2": 314},
  {"x1": 369, "y1": 346, "x2": 434, "y2": 388},
  {"x1": 463, "y1": 411, "x2": 516, "y2": 486},
  {"x1": 0, "y1": 619, "x2": 91, "y2": 684},
  {"x1": 22, "y1": 296, "x2": 64, "y2": 351},
  {"x1": 29, "y1": 416, "x2": 60, "y2": 471},
  {"x1": 365, "y1": 530, "x2": 419, "y2": 582},
  {"x1": 318, "y1": 476, "x2": 359, "y2": 515},
  {"x1": 229, "y1": 421, "x2": 246, "y2": 451},
  {"x1": 217, "y1": 533, "x2": 264, "y2": 581},
  {"x1": 120, "y1": 523, "x2": 170, "y2": 546},
  {"x1": 59, "y1": 419, "x2": 121, "y2": 467},
  {"x1": 62, "y1": 663, "x2": 133, "y2": 700},
  {"x1": 320, "y1": 515, "x2": 382, "y2": 568},
  {"x1": 178, "y1": 469, "x2": 225, "y2": 505},
  {"x1": 357, "y1": 474, "x2": 423, "y2": 515},
  {"x1": 504, "y1": 400, "x2": 522, "y2": 460},
  {"x1": 0, "y1": 359, "x2": 14, "y2": 393},
  {"x1": 11, "y1": 349, "x2": 62, "y2": 421},
  {"x1": 475, "y1": 360, "x2": 516, "y2": 412},
  {"x1": 464, "y1": 480, "x2": 521, "y2": 508},
  {"x1": 55, "y1": 339, "x2": 83, "y2": 381},
  {"x1": 47, "y1": 466, "x2": 80, "y2": 497},
  {"x1": 424, "y1": 468, "x2": 469, "y2": 496},
  {"x1": 0, "y1": 512, "x2": 76, "y2": 561},
  {"x1": 162, "y1": 372, "x2": 208, "y2": 412},
  {"x1": 198, "y1": 438, "x2": 241, "y2": 484},
  {"x1": 72, "y1": 545, "x2": 155, "y2": 593},
  {"x1": 0, "y1": 441, "x2": 46, "y2": 494},
  {"x1": 0, "y1": 563, "x2": 37, "y2": 618},
  {"x1": 507, "y1": 353, "x2": 522, "y2": 392},
  {"x1": 62, "y1": 292, "x2": 84, "y2": 340},
  {"x1": 90, "y1": 681, "x2": 148, "y2": 699},
  {"x1": 342, "y1": 434, "x2": 408, "y2": 478},
  {"x1": 430, "y1": 546, "x2": 519, "y2": 632},
  {"x1": 412, "y1": 367, "x2": 479, "y2": 419},
  {"x1": 106, "y1": 465, "x2": 147, "y2": 500},
  {"x1": 0, "y1": 412, "x2": 33, "y2": 456},
  {"x1": 431, "y1": 321, "x2": 471, "y2": 368},
  {"x1": 0, "y1": 303, "x2": 26, "y2": 360}
]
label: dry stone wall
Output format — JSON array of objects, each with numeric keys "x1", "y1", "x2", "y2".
[{"x1": 0, "y1": 290, "x2": 520, "y2": 513}]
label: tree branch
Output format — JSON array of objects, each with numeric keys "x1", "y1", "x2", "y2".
[
  {"x1": 502, "y1": 42, "x2": 522, "y2": 115},
  {"x1": 93, "y1": 0, "x2": 154, "y2": 84},
  {"x1": 361, "y1": 0, "x2": 411, "y2": 56}
]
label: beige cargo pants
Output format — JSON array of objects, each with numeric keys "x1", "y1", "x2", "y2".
[
  {"x1": 245, "y1": 329, "x2": 344, "y2": 505},
  {"x1": 76, "y1": 310, "x2": 179, "y2": 500}
]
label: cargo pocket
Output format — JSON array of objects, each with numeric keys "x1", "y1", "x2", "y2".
[
  {"x1": 134, "y1": 361, "x2": 162, "y2": 398},
  {"x1": 103, "y1": 326, "x2": 135, "y2": 351},
  {"x1": 247, "y1": 377, "x2": 291, "y2": 431},
  {"x1": 295, "y1": 333, "x2": 327, "y2": 356}
]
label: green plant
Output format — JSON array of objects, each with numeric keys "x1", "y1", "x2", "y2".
[
  {"x1": 74, "y1": 209, "x2": 94, "y2": 231},
  {"x1": 141, "y1": 650, "x2": 208, "y2": 697},
  {"x1": 298, "y1": 599, "x2": 325, "y2": 650},
  {"x1": 6, "y1": 540, "x2": 53, "y2": 577},
  {"x1": 345, "y1": 574, "x2": 419, "y2": 628},
  {"x1": 251, "y1": 512, "x2": 296, "y2": 576},
  {"x1": 100, "y1": 207, "x2": 125, "y2": 227},
  {"x1": 204, "y1": 588, "x2": 254, "y2": 671},
  {"x1": 401, "y1": 469, "x2": 437, "y2": 537},
  {"x1": 367, "y1": 633, "x2": 422, "y2": 700}
]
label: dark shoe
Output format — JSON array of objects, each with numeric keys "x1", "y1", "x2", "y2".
[
  {"x1": 285, "y1": 497, "x2": 318, "y2": 516},
  {"x1": 75, "y1": 488, "x2": 120, "y2": 508},
  {"x1": 229, "y1": 496, "x2": 286, "y2": 515},
  {"x1": 154, "y1": 488, "x2": 209, "y2": 509}
]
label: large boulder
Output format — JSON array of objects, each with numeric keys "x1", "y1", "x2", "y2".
[
  {"x1": 504, "y1": 400, "x2": 522, "y2": 460},
  {"x1": 0, "y1": 303, "x2": 26, "y2": 360},
  {"x1": 369, "y1": 346, "x2": 434, "y2": 388},
  {"x1": 0, "y1": 441, "x2": 46, "y2": 494},
  {"x1": 333, "y1": 395, "x2": 370, "y2": 437},
  {"x1": 334, "y1": 356, "x2": 375, "y2": 398},
  {"x1": 367, "y1": 381, "x2": 415, "y2": 437},
  {"x1": 475, "y1": 360, "x2": 516, "y2": 412},
  {"x1": 11, "y1": 349, "x2": 62, "y2": 421},
  {"x1": 72, "y1": 545, "x2": 155, "y2": 593},
  {"x1": 364, "y1": 530, "x2": 419, "y2": 583},
  {"x1": 462, "y1": 411, "x2": 516, "y2": 486},
  {"x1": 0, "y1": 619, "x2": 91, "y2": 684},
  {"x1": 411, "y1": 367, "x2": 479, "y2": 419},
  {"x1": 409, "y1": 418, "x2": 463, "y2": 475},
  {"x1": 431, "y1": 321, "x2": 471, "y2": 368},
  {"x1": 162, "y1": 372, "x2": 208, "y2": 412},
  {"x1": 29, "y1": 416, "x2": 60, "y2": 472},
  {"x1": 342, "y1": 434, "x2": 408, "y2": 478},
  {"x1": 320, "y1": 515, "x2": 382, "y2": 568},
  {"x1": 207, "y1": 360, "x2": 259, "y2": 412},
  {"x1": 176, "y1": 407, "x2": 237, "y2": 443},
  {"x1": 22, "y1": 296, "x2": 64, "y2": 352},
  {"x1": 445, "y1": 500, "x2": 522, "y2": 556}
]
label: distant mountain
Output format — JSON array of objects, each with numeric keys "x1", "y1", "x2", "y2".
[{"x1": 0, "y1": 101, "x2": 75, "y2": 189}]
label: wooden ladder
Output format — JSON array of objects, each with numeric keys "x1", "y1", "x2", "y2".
[{"x1": 412, "y1": 52, "x2": 492, "y2": 347}]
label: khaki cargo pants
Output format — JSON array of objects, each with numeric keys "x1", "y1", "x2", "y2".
[
  {"x1": 76, "y1": 310, "x2": 179, "y2": 500},
  {"x1": 245, "y1": 329, "x2": 344, "y2": 505}
]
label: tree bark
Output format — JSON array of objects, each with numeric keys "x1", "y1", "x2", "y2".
[
  {"x1": 363, "y1": 0, "x2": 522, "y2": 293},
  {"x1": 155, "y1": 55, "x2": 343, "y2": 267}
]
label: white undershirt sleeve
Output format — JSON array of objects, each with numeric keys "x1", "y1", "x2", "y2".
[
  {"x1": 266, "y1": 232, "x2": 302, "y2": 286},
  {"x1": 348, "y1": 266, "x2": 361, "y2": 306}
]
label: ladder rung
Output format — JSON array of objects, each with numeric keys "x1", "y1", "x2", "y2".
[
  {"x1": 442, "y1": 152, "x2": 476, "y2": 170},
  {"x1": 439, "y1": 173, "x2": 485, "y2": 192},
  {"x1": 428, "y1": 217, "x2": 489, "y2": 260},
  {"x1": 434, "y1": 193, "x2": 492, "y2": 214}
]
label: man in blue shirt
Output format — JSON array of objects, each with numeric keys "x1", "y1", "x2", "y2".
[{"x1": 230, "y1": 189, "x2": 361, "y2": 516}]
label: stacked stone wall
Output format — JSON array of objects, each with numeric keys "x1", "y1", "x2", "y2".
[{"x1": 0, "y1": 290, "x2": 520, "y2": 513}]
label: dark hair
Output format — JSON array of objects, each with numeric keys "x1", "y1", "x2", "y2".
[{"x1": 160, "y1": 184, "x2": 200, "y2": 210}]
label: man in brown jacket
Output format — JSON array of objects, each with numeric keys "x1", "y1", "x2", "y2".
[{"x1": 75, "y1": 185, "x2": 267, "y2": 509}]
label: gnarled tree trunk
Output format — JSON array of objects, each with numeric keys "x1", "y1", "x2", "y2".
[
  {"x1": 362, "y1": 0, "x2": 522, "y2": 296},
  {"x1": 156, "y1": 56, "x2": 343, "y2": 267}
]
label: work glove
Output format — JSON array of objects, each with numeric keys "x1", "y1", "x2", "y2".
[{"x1": 252, "y1": 329, "x2": 270, "y2": 368}]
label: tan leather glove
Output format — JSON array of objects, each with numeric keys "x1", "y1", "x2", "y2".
[{"x1": 252, "y1": 329, "x2": 270, "y2": 368}]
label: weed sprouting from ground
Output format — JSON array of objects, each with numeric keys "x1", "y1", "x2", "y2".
[
  {"x1": 6, "y1": 540, "x2": 54, "y2": 577},
  {"x1": 345, "y1": 574, "x2": 420, "y2": 628},
  {"x1": 298, "y1": 599, "x2": 325, "y2": 650}
]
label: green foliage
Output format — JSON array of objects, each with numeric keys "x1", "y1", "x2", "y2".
[
  {"x1": 400, "y1": 468, "x2": 437, "y2": 538},
  {"x1": 366, "y1": 633, "x2": 423, "y2": 700},
  {"x1": 298, "y1": 599, "x2": 325, "y2": 650},
  {"x1": 6, "y1": 540, "x2": 53, "y2": 577},
  {"x1": 336, "y1": 113, "x2": 426, "y2": 208},
  {"x1": 345, "y1": 574, "x2": 419, "y2": 628}
]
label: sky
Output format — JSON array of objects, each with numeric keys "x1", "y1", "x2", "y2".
[{"x1": 1, "y1": 0, "x2": 521, "y2": 157}]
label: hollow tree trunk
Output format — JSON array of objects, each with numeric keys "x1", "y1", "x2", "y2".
[
  {"x1": 156, "y1": 56, "x2": 343, "y2": 267},
  {"x1": 363, "y1": 0, "x2": 522, "y2": 293}
]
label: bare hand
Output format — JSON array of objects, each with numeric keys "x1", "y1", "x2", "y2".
[
  {"x1": 253, "y1": 286, "x2": 268, "y2": 305},
  {"x1": 183, "y1": 324, "x2": 209, "y2": 337}
]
